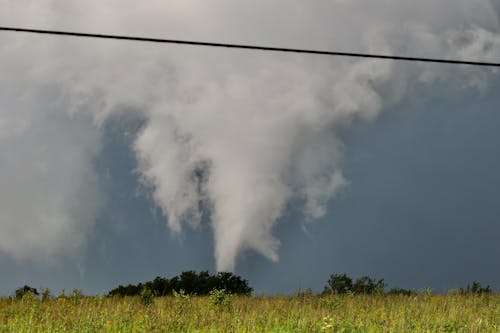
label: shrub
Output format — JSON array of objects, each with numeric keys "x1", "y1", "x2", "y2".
[
  {"x1": 209, "y1": 289, "x2": 233, "y2": 310},
  {"x1": 324, "y1": 274, "x2": 385, "y2": 295},
  {"x1": 140, "y1": 287, "x2": 154, "y2": 306},
  {"x1": 461, "y1": 281, "x2": 492, "y2": 294},
  {"x1": 387, "y1": 288, "x2": 417, "y2": 296},
  {"x1": 15, "y1": 285, "x2": 39, "y2": 300}
]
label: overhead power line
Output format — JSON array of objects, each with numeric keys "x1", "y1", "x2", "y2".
[{"x1": 1, "y1": 26, "x2": 499, "y2": 67}]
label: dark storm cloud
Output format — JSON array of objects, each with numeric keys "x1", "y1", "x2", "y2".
[{"x1": 0, "y1": 1, "x2": 499, "y2": 293}]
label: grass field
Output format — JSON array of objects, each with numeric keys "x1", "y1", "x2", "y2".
[{"x1": 1, "y1": 292, "x2": 499, "y2": 332}]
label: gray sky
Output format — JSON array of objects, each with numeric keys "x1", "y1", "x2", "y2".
[{"x1": 0, "y1": 1, "x2": 499, "y2": 295}]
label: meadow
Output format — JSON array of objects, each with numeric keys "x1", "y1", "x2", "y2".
[{"x1": 1, "y1": 291, "x2": 499, "y2": 332}]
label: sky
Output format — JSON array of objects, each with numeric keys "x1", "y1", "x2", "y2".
[{"x1": 0, "y1": 0, "x2": 500, "y2": 295}]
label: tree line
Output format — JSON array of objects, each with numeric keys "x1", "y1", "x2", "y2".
[
  {"x1": 322, "y1": 273, "x2": 493, "y2": 295},
  {"x1": 12, "y1": 271, "x2": 493, "y2": 299}
]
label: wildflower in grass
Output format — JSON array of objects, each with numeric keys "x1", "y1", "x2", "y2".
[
  {"x1": 172, "y1": 289, "x2": 190, "y2": 300},
  {"x1": 321, "y1": 315, "x2": 335, "y2": 331}
]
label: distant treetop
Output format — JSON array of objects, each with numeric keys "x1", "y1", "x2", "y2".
[{"x1": 108, "y1": 271, "x2": 252, "y2": 297}]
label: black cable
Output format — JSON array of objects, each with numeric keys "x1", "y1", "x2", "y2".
[{"x1": 1, "y1": 26, "x2": 499, "y2": 67}]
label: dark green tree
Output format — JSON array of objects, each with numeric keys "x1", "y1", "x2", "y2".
[
  {"x1": 352, "y1": 276, "x2": 385, "y2": 294},
  {"x1": 215, "y1": 272, "x2": 252, "y2": 295},
  {"x1": 325, "y1": 273, "x2": 353, "y2": 294},
  {"x1": 108, "y1": 271, "x2": 252, "y2": 297}
]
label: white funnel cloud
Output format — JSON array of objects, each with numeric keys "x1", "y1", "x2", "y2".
[{"x1": 0, "y1": 0, "x2": 499, "y2": 270}]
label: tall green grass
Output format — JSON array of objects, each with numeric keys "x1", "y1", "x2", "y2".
[{"x1": 1, "y1": 293, "x2": 499, "y2": 332}]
